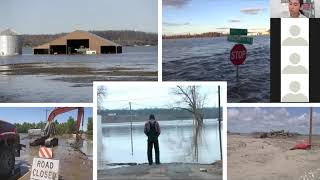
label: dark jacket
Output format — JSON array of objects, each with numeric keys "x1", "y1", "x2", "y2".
[{"x1": 144, "y1": 120, "x2": 161, "y2": 141}]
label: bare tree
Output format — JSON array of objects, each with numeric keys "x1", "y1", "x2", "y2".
[
  {"x1": 173, "y1": 85, "x2": 207, "y2": 162},
  {"x1": 97, "y1": 86, "x2": 107, "y2": 111},
  {"x1": 173, "y1": 85, "x2": 206, "y2": 126}
]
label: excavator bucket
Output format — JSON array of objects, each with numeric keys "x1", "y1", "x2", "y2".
[
  {"x1": 45, "y1": 137, "x2": 58, "y2": 147},
  {"x1": 29, "y1": 136, "x2": 47, "y2": 146},
  {"x1": 30, "y1": 137, "x2": 58, "y2": 147}
]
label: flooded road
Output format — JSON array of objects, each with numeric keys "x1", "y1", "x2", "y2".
[
  {"x1": 163, "y1": 36, "x2": 270, "y2": 103},
  {"x1": 0, "y1": 46, "x2": 157, "y2": 102},
  {"x1": 15, "y1": 133, "x2": 93, "y2": 180},
  {"x1": 98, "y1": 119, "x2": 222, "y2": 170}
]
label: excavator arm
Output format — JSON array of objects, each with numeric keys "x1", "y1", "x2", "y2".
[
  {"x1": 48, "y1": 107, "x2": 84, "y2": 133},
  {"x1": 30, "y1": 107, "x2": 84, "y2": 147}
]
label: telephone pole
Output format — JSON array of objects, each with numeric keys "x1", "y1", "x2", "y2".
[
  {"x1": 309, "y1": 107, "x2": 313, "y2": 146},
  {"x1": 218, "y1": 86, "x2": 222, "y2": 161},
  {"x1": 129, "y1": 102, "x2": 133, "y2": 156},
  {"x1": 45, "y1": 108, "x2": 50, "y2": 121}
]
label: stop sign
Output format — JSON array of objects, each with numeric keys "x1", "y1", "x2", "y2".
[{"x1": 230, "y1": 44, "x2": 246, "y2": 65}]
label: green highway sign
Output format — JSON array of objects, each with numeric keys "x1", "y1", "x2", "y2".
[
  {"x1": 227, "y1": 35, "x2": 253, "y2": 45},
  {"x1": 230, "y1": 28, "x2": 247, "y2": 36}
]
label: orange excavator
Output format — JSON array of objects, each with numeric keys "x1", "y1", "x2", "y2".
[{"x1": 30, "y1": 107, "x2": 84, "y2": 147}]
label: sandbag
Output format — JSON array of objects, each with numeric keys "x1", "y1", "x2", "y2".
[{"x1": 290, "y1": 142, "x2": 311, "y2": 150}]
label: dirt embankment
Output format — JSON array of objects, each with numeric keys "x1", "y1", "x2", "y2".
[
  {"x1": 0, "y1": 63, "x2": 158, "y2": 83},
  {"x1": 228, "y1": 134, "x2": 320, "y2": 180},
  {"x1": 98, "y1": 161, "x2": 222, "y2": 180}
]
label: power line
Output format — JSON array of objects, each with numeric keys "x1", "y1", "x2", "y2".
[{"x1": 104, "y1": 95, "x2": 173, "y2": 102}]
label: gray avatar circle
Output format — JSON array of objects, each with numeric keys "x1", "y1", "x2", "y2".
[
  {"x1": 289, "y1": 81, "x2": 301, "y2": 93},
  {"x1": 289, "y1": 53, "x2": 300, "y2": 64},
  {"x1": 289, "y1": 25, "x2": 300, "y2": 37}
]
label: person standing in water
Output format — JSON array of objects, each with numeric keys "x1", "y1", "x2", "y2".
[
  {"x1": 144, "y1": 114, "x2": 161, "y2": 165},
  {"x1": 287, "y1": 0, "x2": 307, "y2": 18}
]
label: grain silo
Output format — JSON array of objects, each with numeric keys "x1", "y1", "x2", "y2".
[{"x1": 0, "y1": 29, "x2": 22, "y2": 56}]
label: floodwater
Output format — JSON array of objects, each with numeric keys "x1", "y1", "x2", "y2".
[
  {"x1": 16, "y1": 134, "x2": 93, "y2": 179},
  {"x1": 0, "y1": 46, "x2": 158, "y2": 102},
  {"x1": 163, "y1": 36, "x2": 270, "y2": 103},
  {"x1": 98, "y1": 119, "x2": 222, "y2": 169}
]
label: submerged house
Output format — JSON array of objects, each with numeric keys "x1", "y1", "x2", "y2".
[{"x1": 33, "y1": 30, "x2": 122, "y2": 54}]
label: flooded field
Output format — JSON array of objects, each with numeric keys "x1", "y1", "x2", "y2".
[
  {"x1": 14, "y1": 133, "x2": 93, "y2": 180},
  {"x1": 0, "y1": 46, "x2": 157, "y2": 102},
  {"x1": 163, "y1": 36, "x2": 270, "y2": 103},
  {"x1": 98, "y1": 119, "x2": 222, "y2": 170}
]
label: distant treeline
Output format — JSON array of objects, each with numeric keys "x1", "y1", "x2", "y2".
[
  {"x1": 20, "y1": 30, "x2": 158, "y2": 47},
  {"x1": 14, "y1": 116, "x2": 93, "y2": 135},
  {"x1": 99, "y1": 108, "x2": 222, "y2": 123},
  {"x1": 163, "y1": 32, "x2": 225, "y2": 39},
  {"x1": 163, "y1": 31, "x2": 270, "y2": 39}
]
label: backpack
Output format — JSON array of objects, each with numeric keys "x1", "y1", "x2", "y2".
[{"x1": 148, "y1": 121, "x2": 158, "y2": 141}]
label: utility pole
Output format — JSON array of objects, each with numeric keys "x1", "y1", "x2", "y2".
[
  {"x1": 218, "y1": 86, "x2": 222, "y2": 161},
  {"x1": 309, "y1": 107, "x2": 313, "y2": 146},
  {"x1": 45, "y1": 108, "x2": 49, "y2": 121},
  {"x1": 44, "y1": 108, "x2": 50, "y2": 129},
  {"x1": 129, "y1": 102, "x2": 133, "y2": 156}
]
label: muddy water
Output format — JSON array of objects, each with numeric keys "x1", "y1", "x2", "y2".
[
  {"x1": 0, "y1": 46, "x2": 157, "y2": 102},
  {"x1": 17, "y1": 134, "x2": 93, "y2": 180},
  {"x1": 98, "y1": 119, "x2": 222, "y2": 170}
]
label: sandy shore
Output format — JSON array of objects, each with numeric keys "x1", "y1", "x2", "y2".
[
  {"x1": 98, "y1": 162, "x2": 222, "y2": 180},
  {"x1": 228, "y1": 133, "x2": 320, "y2": 180}
]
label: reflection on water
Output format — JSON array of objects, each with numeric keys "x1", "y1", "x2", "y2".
[
  {"x1": 18, "y1": 134, "x2": 93, "y2": 161},
  {"x1": 81, "y1": 138, "x2": 93, "y2": 160},
  {"x1": 0, "y1": 46, "x2": 157, "y2": 102},
  {"x1": 163, "y1": 36, "x2": 270, "y2": 102},
  {"x1": 3, "y1": 47, "x2": 157, "y2": 71},
  {"x1": 98, "y1": 119, "x2": 221, "y2": 166}
]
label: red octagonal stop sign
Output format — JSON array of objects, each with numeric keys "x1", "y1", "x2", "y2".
[{"x1": 230, "y1": 44, "x2": 247, "y2": 65}]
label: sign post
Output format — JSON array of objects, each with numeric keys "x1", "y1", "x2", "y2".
[
  {"x1": 228, "y1": 28, "x2": 253, "y2": 45},
  {"x1": 228, "y1": 28, "x2": 252, "y2": 79},
  {"x1": 230, "y1": 44, "x2": 247, "y2": 79},
  {"x1": 230, "y1": 28, "x2": 247, "y2": 36},
  {"x1": 227, "y1": 35, "x2": 253, "y2": 45}
]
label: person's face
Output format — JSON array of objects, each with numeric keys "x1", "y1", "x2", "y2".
[{"x1": 289, "y1": 0, "x2": 301, "y2": 16}]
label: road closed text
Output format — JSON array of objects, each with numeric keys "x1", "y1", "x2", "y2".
[{"x1": 30, "y1": 158, "x2": 59, "y2": 180}]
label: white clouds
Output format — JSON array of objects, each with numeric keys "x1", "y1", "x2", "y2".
[
  {"x1": 163, "y1": 22, "x2": 191, "y2": 27},
  {"x1": 227, "y1": 108, "x2": 239, "y2": 117},
  {"x1": 228, "y1": 19, "x2": 241, "y2": 23},
  {"x1": 163, "y1": 0, "x2": 191, "y2": 8},
  {"x1": 228, "y1": 107, "x2": 314, "y2": 134},
  {"x1": 240, "y1": 7, "x2": 265, "y2": 15}
]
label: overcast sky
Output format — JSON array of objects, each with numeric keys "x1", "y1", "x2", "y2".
[
  {"x1": 99, "y1": 84, "x2": 224, "y2": 110},
  {"x1": 0, "y1": 0, "x2": 158, "y2": 34},
  {"x1": 163, "y1": 0, "x2": 269, "y2": 35},
  {"x1": 0, "y1": 107, "x2": 92, "y2": 131},
  {"x1": 228, "y1": 107, "x2": 320, "y2": 135}
]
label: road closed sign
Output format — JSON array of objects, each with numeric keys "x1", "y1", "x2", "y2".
[
  {"x1": 30, "y1": 158, "x2": 59, "y2": 180},
  {"x1": 230, "y1": 44, "x2": 247, "y2": 65}
]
